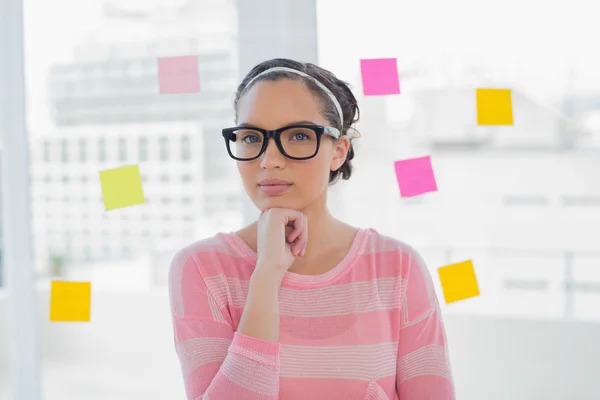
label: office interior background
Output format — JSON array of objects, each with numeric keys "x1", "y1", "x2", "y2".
[{"x1": 1, "y1": 0, "x2": 599, "y2": 398}]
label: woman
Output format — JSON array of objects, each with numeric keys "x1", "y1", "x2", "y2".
[{"x1": 169, "y1": 58, "x2": 456, "y2": 399}]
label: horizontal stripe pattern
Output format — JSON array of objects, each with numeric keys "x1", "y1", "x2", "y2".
[
  {"x1": 205, "y1": 275, "x2": 407, "y2": 317},
  {"x1": 220, "y1": 352, "x2": 280, "y2": 396},
  {"x1": 280, "y1": 342, "x2": 398, "y2": 380},
  {"x1": 177, "y1": 337, "x2": 229, "y2": 378},
  {"x1": 397, "y1": 344, "x2": 453, "y2": 384},
  {"x1": 168, "y1": 228, "x2": 455, "y2": 399}
]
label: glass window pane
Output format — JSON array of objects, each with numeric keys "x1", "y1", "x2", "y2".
[
  {"x1": 138, "y1": 137, "x2": 148, "y2": 161},
  {"x1": 318, "y1": 0, "x2": 600, "y2": 322},
  {"x1": 118, "y1": 137, "x2": 127, "y2": 162},
  {"x1": 97, "y1": 138, "x2": 106, "y2": 162},
  {"x1": 159, "y1": 136, "x2": 169, "y2": 161},
  {"x1": 181, "y1": 135, "x2": 191, "y2": 160},
  {"x1": 60, "y1": 140, "x2": 68, "y2": 163},
  {"x1": 78, "y1": 139, "x2": 86, "y2": 163},
  {"x1": 20, "y1": 0, "x2": 242, "y2": 398},
  {"x1": 318, "y1": 0, "x2": 600, "y2": 398}
]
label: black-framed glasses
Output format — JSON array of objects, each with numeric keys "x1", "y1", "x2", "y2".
[{"x1": 221, "y1": 124, "x2": 341, "y2": 161}]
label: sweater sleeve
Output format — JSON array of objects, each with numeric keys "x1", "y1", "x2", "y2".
[
  {"x1": 168, "y1": 248, "x2": 281, "y2": 400},
  {"x1": 396, "y1": 248, "x2": 456, "y2": 399}
]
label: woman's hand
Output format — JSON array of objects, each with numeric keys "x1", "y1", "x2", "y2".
[{"x1": 255, "y1": 208, "x2": 308, "y2": 280}]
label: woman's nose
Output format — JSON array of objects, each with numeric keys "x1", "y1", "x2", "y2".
[{"x1": 260, "y1": 139, "x2": 286, "y2": 169}]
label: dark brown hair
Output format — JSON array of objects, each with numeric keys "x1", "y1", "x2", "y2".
[{"x1": 233, "y1": 58, "x2": 360, "y2": 185}]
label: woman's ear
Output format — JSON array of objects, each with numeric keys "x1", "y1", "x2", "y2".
[{"x1": 330, "y1": 135, "x2": 350, "y2": 171}]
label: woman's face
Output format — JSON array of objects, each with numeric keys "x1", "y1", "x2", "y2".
[{"x1": 235, "y1": 79, "x2": 349, "y2": 212}]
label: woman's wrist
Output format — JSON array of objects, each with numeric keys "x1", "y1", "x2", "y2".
[{"x1": 252, "y1": 264, "x2": 285, "y2": 288}]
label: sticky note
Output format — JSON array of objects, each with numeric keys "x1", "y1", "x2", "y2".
[
  {"x1": 360, "y1": 58, "x2": 400, "y2": 96},
  {"x1": 476, "y1": 88, "x2": 513, "y2": 125},
  {"x1": 157, "y1": 55, "x2": 200, "y2": 94},
  {"x1": 99, "y1": 164, "x2": 145, "y2": 211},
  {"x1": 438, "y1": 260, "x2": 480, "y2": 304},
  {"x1": 394, "y1": 156, "x2": 437, "y2": 198},
  {"x1": 50, "y1": 281, "x2": 91, "y2": 322}
]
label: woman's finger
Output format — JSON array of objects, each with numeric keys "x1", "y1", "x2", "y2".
[
  {"x1": 297, "y1": 215, "x2": 308, "y2": 257},
  {"x1": 286, "y1": 211, "x2": 305, "y2": 244}
]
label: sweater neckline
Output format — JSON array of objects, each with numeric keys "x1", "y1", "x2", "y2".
[{"x1": 223, "y1": 228, "x2": 368, "y2": 287}]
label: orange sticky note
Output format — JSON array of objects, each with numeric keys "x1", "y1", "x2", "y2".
[
  {"x1": 99, "y1": 164, "x2": 145, "y2": 211},
  {"x1": 438, "y1": 260, "x2": 480, "y2": 304},
  {"x1": 157, "y1": 55, "x2": 200, "y2": 94},
  {"x1": 476, "y1": 88, "x2": 513, "y2": 125},
  {"x1": 50, "y1": 281, "x2": 91, "y2": 322}
]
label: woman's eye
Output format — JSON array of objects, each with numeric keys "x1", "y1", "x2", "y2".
[
  {"x1": 242, "y1": 135, "x2": 260, "y2": 143},
  {"x1": 291, "y1": 133, "x2": 309, "y2": 141}
]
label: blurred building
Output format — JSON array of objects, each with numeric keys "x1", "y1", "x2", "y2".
[
  {"x1": 31, "y1": 0, "x2": 242, "y2": 275},
  {"x1": 343, "y1": 84, "x2": 600, "y2": 251},
  {"x1": 407, "y1": 87, "x2": 581, "y2": 149},
  {"x1": 29, "y1": 122, "x2": 207, "y2": 275},
  {"x1": 47, "y1": 0, "x2": 240, "y2": 212},
  {"x1": 562, "y1": 90, "x2": 600, "y2": 146}
]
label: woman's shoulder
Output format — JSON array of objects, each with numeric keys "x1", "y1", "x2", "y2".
[
  {"x1": 358, "y1": 230, "x2": 435, "y2": 308},
  {"x1": 361, "y1": 228, "x2": 423, "y2": 258},
  {"x1": 364, "y1": 229, "x2": 435, "y2": 285}
]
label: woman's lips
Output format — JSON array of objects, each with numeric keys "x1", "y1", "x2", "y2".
[{"x1": 258, "y1": 183, "x2": 292, "y2": 195}]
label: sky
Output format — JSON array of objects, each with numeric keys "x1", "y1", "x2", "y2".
[{"x1": 21, "y1": 0, "x2": 600, "y2": 134}]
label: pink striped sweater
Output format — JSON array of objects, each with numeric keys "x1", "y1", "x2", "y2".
[{"x1": 169, "y1": 228, "x2": 455, "y2": 399}]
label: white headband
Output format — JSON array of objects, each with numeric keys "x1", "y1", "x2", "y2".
[{"x1": 242, "y1": 66, "x2": 345, "y2": 129}]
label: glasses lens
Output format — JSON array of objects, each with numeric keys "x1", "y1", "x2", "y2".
[
  {"x1": 280, "y1": 127, "x2": 318, "y2": 158},
  {"x1": 230, "y1": 129, "x2": 264, "y2": 159},
  {"x1": 228, "y1": 127, "x2": 319, "y2": 160}
]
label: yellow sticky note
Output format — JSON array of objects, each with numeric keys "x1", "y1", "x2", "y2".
[
  {"x1": 99, "y1": 165, "x2": 145, "y2": 211},
  {"x1": 476, "y1": 88, "x2": 514, "y2": 125},
  {"x1": 50, "y1": 281, "x2": 91, "y2": 322},
  {"x1": 438, "y1": 259, "x2": 479, "y2": 304}
]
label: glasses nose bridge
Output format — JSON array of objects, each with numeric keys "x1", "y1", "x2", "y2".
[
  {"x1": 261, "y1": 129, "x2": 283, "y2": 159},
  {"x1": 263, "y1": 129, "x2": 281, "y2": 150},
  {"x1": 264, "y1": 129, "x2": 279, "y2": 141}
]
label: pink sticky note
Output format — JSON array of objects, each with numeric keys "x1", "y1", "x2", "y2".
[
  {"x1": 394, "y1": 156, "x2": 438, "y2": 197},
  {"x1": 360, "y1": 58, "x2": 400, "y2": 96},
  {"x1": 157, "y1": 56, "x2": 200, "y2": 94}
]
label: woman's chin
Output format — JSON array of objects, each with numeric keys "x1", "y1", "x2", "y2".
[{"x1": 256, "y1": 198, "x2": 300, "y2": 212}]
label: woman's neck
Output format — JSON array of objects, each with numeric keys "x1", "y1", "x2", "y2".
[
  {"x1": 285, "y1": 202, "x2": 354, "y2": 275},
  {"x1": 237, "y1": 199, "x2": 356, "y2": 275}
]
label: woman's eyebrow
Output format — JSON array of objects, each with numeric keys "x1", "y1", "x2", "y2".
[
  {"x1": 284, "y1": 120, "x2": 317, "y2": 127},
  {"x1": 237, "y1": 122, "x2": 259, "y2": 128},
  {"x1": 237, "y1": 120, "x2": 318, "y2": 129}
]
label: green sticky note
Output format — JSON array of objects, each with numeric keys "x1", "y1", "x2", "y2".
[
  {"x1": 99, "y1": 164, "x2": 145, "y2": 211},
  {"x1": 50, "y1": 281, "x2": 91, "y2": 322},
  {"x1": 476, "y1": 88, "x2": 514, "y2": 125}
]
